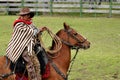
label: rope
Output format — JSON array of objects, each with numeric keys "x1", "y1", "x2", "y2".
[{"x1": 38, "y1": 28, "x2": 62, "y2": 54}]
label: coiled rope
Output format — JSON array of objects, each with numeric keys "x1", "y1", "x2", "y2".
[{"x1": 38, "y1": 28, "x2": 62, "y2": 54}]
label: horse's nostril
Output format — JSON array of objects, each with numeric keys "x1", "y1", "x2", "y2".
[
  {"x1": 88, "y1": 45, "x2": 90, "y2": 48},
  {"x1": 84, "y1": 45, "x2": 90, "y2": 49}
]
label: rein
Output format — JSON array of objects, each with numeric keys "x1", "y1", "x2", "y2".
[
  {"x1": 50, "y1": 31, "x2": 81, "y2": 80},
  {"x1": 49, "y1": 28, "x2": 83, "y2": 80},
  {"x1": 0, "y1": 72, "x2": 14, "y2": 80},
  {"x1": 49, "y1": 59, "x2": 67, "y2": 80},
  {"x1": 62, "y1": 38, "x2": 80, "y2": 79},
  {"x1": 64, "y1": 28, "x2": 82, "y2": 79},
  {"x1": 66, "y1": 48, "x2": 79, "y2": 79},
  {"x1": 49, "y1": 45, "x2": 79, "y2": 80}
]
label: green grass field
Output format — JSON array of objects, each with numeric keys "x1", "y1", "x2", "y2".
[{"x1": 0, "y1": 16, "x2": 120, "y2": 80}]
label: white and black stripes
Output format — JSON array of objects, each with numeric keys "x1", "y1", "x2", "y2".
[{"x1": 6, "y1": 22, "x2": 34, "y2": 63}]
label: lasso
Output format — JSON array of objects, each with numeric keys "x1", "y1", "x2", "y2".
[{"x1": 38, "y1": 27, "x2": 62, "y2": 54}]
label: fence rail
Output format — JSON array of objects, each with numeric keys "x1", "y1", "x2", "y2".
[{"x1": 0, "y1": 0, "x2": 120, "y2": 17}]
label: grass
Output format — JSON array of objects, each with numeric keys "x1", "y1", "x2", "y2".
[{"x1": 0, "y1": 16, "x2": 120, "y2": 80}]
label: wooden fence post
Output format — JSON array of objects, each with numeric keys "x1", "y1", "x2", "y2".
[
  {"x1": 21, "y1": 0, "x2": 24, "y2": 8},
  {"x1": 50, "y1": 0, "x2": 53, "y2": 16},
  {"x1": 6, "y1": 0, "x2": 9, "y2": 15},
  {"x1": 80, "y1": 0, "x2": 83, "y2": 17},
  {"x1": 35, "y1": 0, "x2": 39, "y2": 16},
  {"x1": 109, "y1": 0, "x2": 112, "y2": 17}
]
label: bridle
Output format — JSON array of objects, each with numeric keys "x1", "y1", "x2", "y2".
[
  {"x1": 62, "y1": 29, "x2": 87, "y2": 49},
  {"x1": 50, "y1": 28, "x2": 87, "y2": 80},
  {"x1": 63, "y1": 29, "x2": 87, "y2": 79}
]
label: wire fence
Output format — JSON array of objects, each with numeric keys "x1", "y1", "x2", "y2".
[{"x1": 0, "y1": 0, "x2": 120, "y2": 17}]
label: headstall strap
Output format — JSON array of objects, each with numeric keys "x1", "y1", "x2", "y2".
[
  {"x1": 61, "y1": 39, "x2": 73, "y2": 47},
  {"x1": 65, "y1": 28, "x2": 87, "y2": 44}
]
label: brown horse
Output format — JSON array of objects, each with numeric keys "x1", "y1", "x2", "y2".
[
  {"x1": 0, "y1": 56, "x2": 15, "y2": 80},
  {"x1": 44, "y1": 23, "x2": 90, "y2": 80},
  {"x1": 0, "y1": 22, "x2": 90, "y2": 80}
]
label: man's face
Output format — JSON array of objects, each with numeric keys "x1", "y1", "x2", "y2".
[{"x1": 21, "y1": 14, "x2": 31, "y2": 21}]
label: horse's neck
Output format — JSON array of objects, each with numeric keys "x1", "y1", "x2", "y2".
[
  {"x1": 3, "y1": 56, "x2": 11, "y2": 66},
  {"x1": 61, "y1": 43, "x2": 71, "y2": 68},
  {"x1": 0, "y1": 56, "x2": 10, "y2": 69},
  {"x1": 52, "y1": 42, "x2": 71, "y2": 72}
]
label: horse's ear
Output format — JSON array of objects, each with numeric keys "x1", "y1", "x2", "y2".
[{"x1": 63, "y1": 22, "x2": 70, "y2": 30}]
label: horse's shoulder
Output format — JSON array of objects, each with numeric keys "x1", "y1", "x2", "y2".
[{"x1": 0, "y1": 56, "x2": 6, "y2": 64}]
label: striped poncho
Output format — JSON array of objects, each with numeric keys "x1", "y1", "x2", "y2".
[{"x1": 6, "y1": 19, "x2": 37, "y2": 63}]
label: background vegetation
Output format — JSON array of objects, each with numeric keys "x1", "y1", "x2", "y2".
[{"x1": 0, "y1": 16, "x2": 120, "y2": 80}]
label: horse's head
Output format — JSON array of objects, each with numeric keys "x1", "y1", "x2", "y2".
[{"x1": 56, "y1": 22, "x2": 90, "y2": 49}]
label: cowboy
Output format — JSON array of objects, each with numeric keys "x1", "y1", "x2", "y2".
[{"x1": 6, "y1": 7, "x2": 46, "y2": 80}]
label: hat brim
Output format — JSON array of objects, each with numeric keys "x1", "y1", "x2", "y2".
[
  {"x1": 29, "y1": 12, "x2": 34, "y2": 18},
  {"x1": 19, "y1": 12, "x2": 35, "y2": 18}
]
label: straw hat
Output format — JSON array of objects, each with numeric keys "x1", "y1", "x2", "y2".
[{"x1": 19, "y1": 7, "x2": 34, "y2": 18}]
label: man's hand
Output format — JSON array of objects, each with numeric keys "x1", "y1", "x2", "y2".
[{"x1": 39, "y1": 27, "x2": 48, "y2": 32}]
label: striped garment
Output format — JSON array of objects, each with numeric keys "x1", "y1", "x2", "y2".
[{"x1": 6, "y1": 22, "x2": 36, "y2": 63}]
